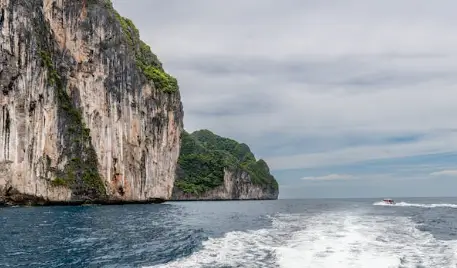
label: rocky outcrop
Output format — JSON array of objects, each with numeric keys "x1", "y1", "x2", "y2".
[
  {"x1": 170, "y1": 130, "x2": 279, "y2": 201},
  {"x1": 172, "y1": 168, "x2": 279, "y2": 200},
  {"x1": 0, "y1": 0, "x2": 183, "y2": 205}
]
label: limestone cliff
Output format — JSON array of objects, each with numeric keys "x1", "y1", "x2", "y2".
[
  {"x1": 171, "y1": 130, "x2": 279, "y2": 200},
  {"x1": 172, "y1": 168, "x2": 279, "y2": 200},
  {"x1": 0, "y1": 0, "x2": 183, "y2": 205}
]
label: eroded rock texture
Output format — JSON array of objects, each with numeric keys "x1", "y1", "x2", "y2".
[
  {"x1": 0, "y1": 0, "x2": 183, "y2": 205},
  {"x1": 172, "y1": 168, "x2": 279, "y2": 201}
]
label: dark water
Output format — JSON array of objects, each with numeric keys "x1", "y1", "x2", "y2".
[{"x1": 2, "y1": 197, "x2": 457, "y2": 267}]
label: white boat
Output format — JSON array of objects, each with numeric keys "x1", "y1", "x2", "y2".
[{"x1": 382, "y1": 198, "x2": 395, "y2": 205}]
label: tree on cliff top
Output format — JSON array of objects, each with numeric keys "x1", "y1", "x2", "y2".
[{"x1": 175, "y1": 129, "x2": 279, "y2": 195}]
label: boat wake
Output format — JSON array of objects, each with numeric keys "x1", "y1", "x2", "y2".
[
  {"x1": 373, "y1": 201, "x2": 457, "y2": 208},
  {"x1": 146, "y1": 210, "x2": 457, "y2": 268}
]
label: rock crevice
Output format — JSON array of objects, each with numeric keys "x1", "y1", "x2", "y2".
[{"x1": 0, "y1": 0, "x2": 183, "y2": 205}]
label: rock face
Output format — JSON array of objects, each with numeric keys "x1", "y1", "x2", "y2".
[
  {"x1": 171, "y1": 130, "x2": 279, "y2": 201},
  {"x1": 0, "y1": 0, "x2": 183, "y2": 205},
  {"x1": 172, "y1": 168, "x2": 279, "y2": 200}
]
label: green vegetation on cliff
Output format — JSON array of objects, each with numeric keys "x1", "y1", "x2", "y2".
[
  {"x1": 105, "y1": 1, "x2": 179, "y2": 93},
  {"x1": 33, "y1": 0, "x2": 179, "y2": 199},
  {"x1": 175, "y1": 130, "x2": 279, "y2": 195},
  {"x1": 38, "y1": 49, "x2": 106, "y2": 198}
]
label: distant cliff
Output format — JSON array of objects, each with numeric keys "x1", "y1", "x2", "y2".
[
  {"x1": 171, "y1": 130, "x2": 279, "y2": 200},
  {"x1": 0, "y1": 0, "x2": 183, "y2": 205}
]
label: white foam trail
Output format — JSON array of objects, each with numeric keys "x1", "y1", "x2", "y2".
[
  {"x1": 373, "y1": 201, "x2": 457, "y2": 208},
  {"x1": 145, "y1": 229, "x2": 277, "y2": 268},
  {"x1": 274, "y1": 213, "x2": 399, "y2": 267},
  {"x1": 145, "y1": 211, "x2": 457, "y2": 268},
  {"x1": 274, "y1": 212, "x2": 457, "y2": 268}
]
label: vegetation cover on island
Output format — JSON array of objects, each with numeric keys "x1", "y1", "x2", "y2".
[
  {"x1": 175, "y1": 130, "x2": 279, "y2": 195},
  {"x1": 103, "y1": 0, "x2": 179, "y2": 93}
]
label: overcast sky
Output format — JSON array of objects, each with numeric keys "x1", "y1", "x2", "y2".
[{"x1": 113, "y1": 0, "x2": 457, "y2": 199}]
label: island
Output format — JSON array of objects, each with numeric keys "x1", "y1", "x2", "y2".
[{"x1": 171, "y1": 130, "x2": 279, "y2": 200}]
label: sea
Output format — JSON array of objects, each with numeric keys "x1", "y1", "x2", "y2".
[{"x1": 1, "y1": 197, "x2": 457, "y2": 268}]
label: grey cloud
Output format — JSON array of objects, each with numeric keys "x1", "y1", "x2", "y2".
[
  {"x1": 279, "y1": 176, "x2": 457, "y2": 199},
  {"x1": 189, "y1": 93, "x2": 274, "y2": 117},
  {"x1": 113, "y1": 0, "x2": 457, "y2": 197},
  {"x1": 340, "y1": 70, "x2": 455, "y2": 87},
  {"x1": 168, "y1": 54, "x2": 457, "y2": 89},
  {"x1": 113, "y1": 0, "x2": 457, "y2": 63}
]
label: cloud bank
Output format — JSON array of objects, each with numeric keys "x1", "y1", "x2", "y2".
[
  {"x1": 301, "y1": 174, "x2": 354, "y2": 181},
  {"x1": 113, "y1": 0, "x2": 457, "y2": 197},
  {"x1": 430, "y1": 170, "x2": 457, "y2": 177}
]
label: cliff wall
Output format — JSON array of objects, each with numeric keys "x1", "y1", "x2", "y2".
[
  {"x1": 172, "y1": 168, "x2": 279, "y2": 200},
  {"x1": 0, "y1": 0, "x2": 183, "y2": 205}
]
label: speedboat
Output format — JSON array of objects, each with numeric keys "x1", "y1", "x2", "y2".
[{"x1": 382, "y1": 198, "x2": 395, "y2": 205}]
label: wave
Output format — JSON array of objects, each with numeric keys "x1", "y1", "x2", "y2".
[
  {"x1": 373, "y1": 201, "x2": 457, "y2": 208},
  {"x1": 145, "y1": 211, "x2": 457, "y2": 268}
]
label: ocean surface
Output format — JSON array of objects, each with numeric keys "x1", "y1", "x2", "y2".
[{"x1": 2, "y1": 197, "x2": 457, "y2": 268}]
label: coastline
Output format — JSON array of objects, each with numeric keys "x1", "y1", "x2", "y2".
[
  {"x1": 0, "y1": 198, "x2": 167, "y2": 207},
  {"x1": 167, "y1": 198, "x2": 278, "y2": 202},
  {"x1": 0, "y1": 198, "x2": 280, "y2": 207}
]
